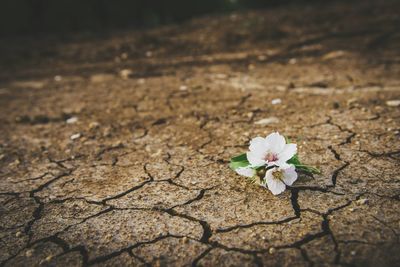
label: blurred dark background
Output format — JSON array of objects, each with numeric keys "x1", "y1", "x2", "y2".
[{"x1": 1, "y1": 0, "x2": 320, "y2": 35}]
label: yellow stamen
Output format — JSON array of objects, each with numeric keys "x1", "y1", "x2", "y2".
[{"x1": 272, "y1": 170, "x2": 283, "y2": 180}]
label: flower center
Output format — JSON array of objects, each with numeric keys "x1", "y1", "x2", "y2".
[
  {"x1": 264, "y1": 153, "x2": 278, "y2": 162},
  {"x1": 272, "y1": 170, "x2": 283, "y2": 180}
]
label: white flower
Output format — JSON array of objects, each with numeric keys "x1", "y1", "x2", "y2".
[
  {"x1": 246, "y1": 132, "x2": 297, "y2": 168},
  {"x1": 235, "y1": 167, "x2": 256, "y2": 178},
  {"x1": 263, "y1": 165, "x2": 298, "y2": 195}
]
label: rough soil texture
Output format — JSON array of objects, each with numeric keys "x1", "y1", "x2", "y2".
[{"x1": 1, "y1": 0, "x2": 400, "y2": 266}]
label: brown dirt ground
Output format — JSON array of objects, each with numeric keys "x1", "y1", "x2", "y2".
[{"x1": 1, "y1": 0, "x2": 400, "y2": 266}]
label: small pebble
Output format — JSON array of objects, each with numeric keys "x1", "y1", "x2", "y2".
[
  {"x1": 269, "y1": 247, "x2": 276, "y2": 254},
  {"x1": 10, "y1": 159, "x2": 20, "y2": 167},
  {"x1": 66, "y1": 117, "x2": 78, "y2": 124},
  {"x1": 25, "y1": 249, "x2": 34, "y2": 257},
  {"x1": 15, "y1": 231, "x2": 22, "y2": 237},
  {"x1": 179, "y1": 85, "x2": 188, "y2": 91},
  {"x1": 258, "y1": 55, "x2": 267, "y2": 61},
  {"x1": 347, "y1": 98, "x2": 358, "y2": 106},
  {"x1": 322, "y1": 50, "x2": 346, "y2": 60},
  {"x1": 271, "y1": 98, "x2": 282, "y2": 105},
  {"x1": 70, "y1": 133, "x2": 81, "y2": 140},
  {"x1": 89, "y1": 122, "x2": 100, "y2": 130},
  {"x1": 215, "y1": 73, "x2": 227, "y2": 79},
  {"x1": 54, "y1": 75, "x2": 62, "y2": 82},
  {"x1": 120, "y1": 69, "x2": 133, "y2": 79},
  {"x1": 254, "y1": 117, "x2": 280, "y2": 125},
  {"x1": 350, "y1": 250, "x2": 356, "y2": 256},
  {"x1": 356, "y1": 198, "x2": 369, "y2": 205},
  {"x1": 386, "y1": 100, "x2": 400, "y2": 107}
]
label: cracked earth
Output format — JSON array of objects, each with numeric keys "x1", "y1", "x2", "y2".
[{"x1": 1, "y1": 0, "x2": 400, "y2": 266}]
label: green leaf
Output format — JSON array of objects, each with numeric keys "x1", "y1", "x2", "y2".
[
  {"x1": 230, "y1": 153, "x2": 248, "y2": 162},
  {"x1": 294, "y1": 164, "x2": 321, "y2": 174},
  {"x1": 229, "y1": 160, "x2": 250, "y2": 170},
  {"x1": 229, "y1": 153, "x2": 250, "y2": 170},
  {"x1": 288, "y1": 154, "x2": 320, "y2": 174},
  {"x1": 287, "y1": 154, "x2": 301, "y2": 165}
]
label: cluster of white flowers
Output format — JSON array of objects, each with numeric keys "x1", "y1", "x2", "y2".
[{"x1": 234, "y1": 132, "x2": 298, "y2": 195}]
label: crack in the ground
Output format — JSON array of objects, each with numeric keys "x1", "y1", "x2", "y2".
[
  {"x1": 326, "y1": 116, "x2": 356, "y2": 147},
  {"x1": 86, "y1": 234, "x2": 176, "y2": 265},
  {"x1": 95, "y1": 142, "x2": 124, "y2": 160},
  {"x1": 191, "y1": 247, "x2": 214, "y2": 267},
  {"x1": 290, "y1": 188, "x2": 301, "y2": 217},
  {"x1": 329, "y1": 162, "x2": 349, "y2": 188},
  {"x1": 361, "y1": 149, "x2": 400, "y2": 158},
  {"x1": 215, "y1": 216, "x2": 299, "y2": 233},
  {"x1": 300, "y1": 199, "x2": 353, "y2": 264},
  {"x1": 328, "y1": 145, "x2": 341, "y2": 161},
  {"x1": 299, "y1": 247, "x2": 313, "y2": 267},
  {"x1": 291, "y1": 186, "x2": 345, "y2": 195},
  {"x1": 129, "y1": 251, "x2": 151, "y2": 266},
  {"x1": 162, "y1": 209, "x2": 213, "y2": 243},
  {"x1": 169, "y1": 189, "x2": 207, "y2": 209}
]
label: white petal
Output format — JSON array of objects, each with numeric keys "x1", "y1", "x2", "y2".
[
  {"x1": 264, "y1": 168, "x2": 286, "y2": 195},
  {"x1": 246, "y1": 151, "x2": 266, "y2": 167},
  {"x1": 265, "y1": 132, "x2": 286, "y2": 154},
  {"x1": 273, "y1": 161, "x2": 291, "y2": 169},
  {"x1": 281, "y1": 165, "x2": 298, "y2": 186},
  {"x1": 236, "y1": 167, "x2": 256, "y2": 178},
  {"x1": 267, "y1": 160, "x2": 279, "y2": 167},
  {"x1": 248, "y1": 137, "x2": 269, "y2": 158},
  {"x1": 278, "y1": 143, "x2": 297, "y2": 162}
]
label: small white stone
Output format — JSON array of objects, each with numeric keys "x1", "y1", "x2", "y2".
[
  {"x1": 350, "y1": 250, "x2": 356, "y2": 256},
  {"x1": 54, "y1": 75, "x2": 62, "y2": 82},
  {"x1": 322, "y1": 50, "x2": 346, "y2": 60},
  {"x1": 179, "y1": 85, "x2": 188, "y2": 91},
  {"x1": 356, "y1": 198, "x2": 369, "y2": 205},
  {"x1": 145, "y1": 51, "x2": 153, "y2": 57},
  {"x1": 90, "y1": 74, "x2": 115, "y2": 83},
  {"x1": 268, "y1": 247, "x2": 276, "y2": 254},
  {"x1": 120, "y1": 69, "x2": 133, "y2": 79},
  {"x1": 347, "y1": 98, "x2": 358, "y2": 105},
  {"x1": 258, "y1": 55, "x2": 267, "y2": 61},
  {"x1": 288, "y1": 58, "x2": 297, "y2": 64},
  {"x1": 70, "y1": 133, "x2": 81, "y2": 140},
  {"x1": 66, "y1": 117, "x2": 78, "y2": 124},
  {"x1": 89, "y1": 121, "x2": 100, "y2": 130},
  {"x1": 215, "y1": 73, "x2": 227, "y2": 79},
  {"x1": 386, "y1": 100, "x2": 400, "y2": 107},
  {"x1": 25, "y1": 249, "x2": 34, "y2": 257},
  {"x1": 271, "y1": 98, "x2": 282, "y2": 105},
  {"x1": 254, "y1": 117, "x2": 279, "y2": 125}
]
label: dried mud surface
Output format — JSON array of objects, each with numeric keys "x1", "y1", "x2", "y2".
[{"x1": 0, "y1": 0, "x2": 399, "y2": 266}]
